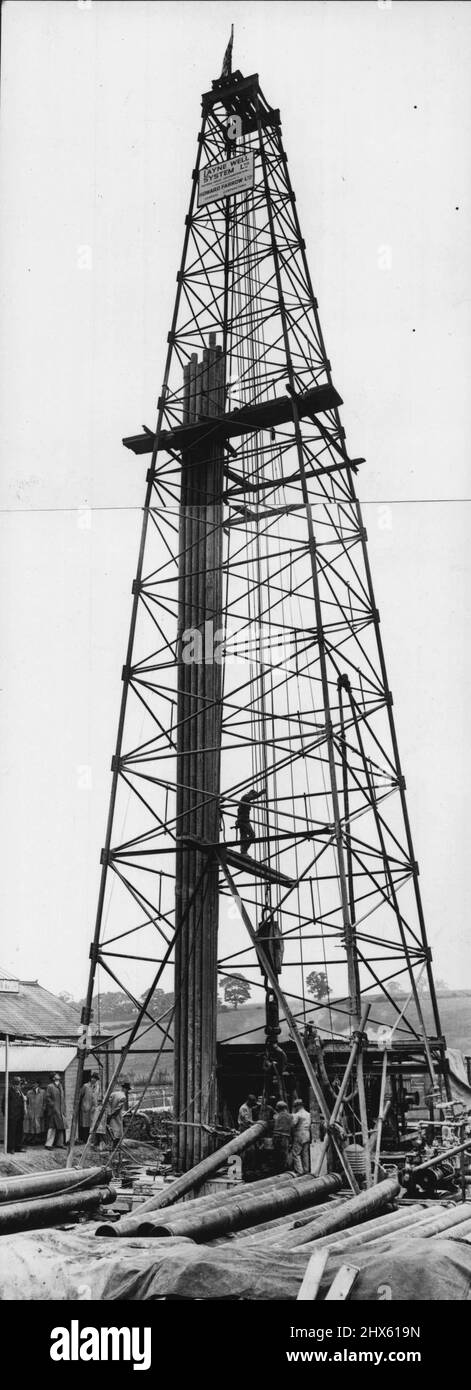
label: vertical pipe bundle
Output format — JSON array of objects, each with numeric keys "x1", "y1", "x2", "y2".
[{"x1": 174, "y1": 336, "x2": 225, "y2": 1170}]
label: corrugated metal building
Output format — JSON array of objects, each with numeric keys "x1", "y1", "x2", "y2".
[{"x1": 0, "y1": 972, "x2": 111, "y2": 1141}]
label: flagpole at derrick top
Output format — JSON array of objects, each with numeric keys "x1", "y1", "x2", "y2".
[{"x1": 221, "y1": 26, "x2": 234, "y2": 83}]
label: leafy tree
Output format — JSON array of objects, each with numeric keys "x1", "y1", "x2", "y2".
[
  {"x1": 77, "y1": 988, "x2": 176, "y2": 1024},
  {"x1": 222, "y1": 975, "x2": 252, "y2": 1009},
  {"x1": 77, "y1": 991, "x2": 139, "y2": 1020},
  {"x1": 386, "y1": 980, "x2": 406, "y2": 998},
  {"x1": 305, "y1": 970, "x2": 330, "y2": 1003},
  {"x1": 140, "y1": 988, "x2": 174, "y2": 1017}
]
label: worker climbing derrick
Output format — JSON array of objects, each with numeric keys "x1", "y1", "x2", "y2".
[{"x1": 235, "y1": 790, "x2": 259, "y2": 857}]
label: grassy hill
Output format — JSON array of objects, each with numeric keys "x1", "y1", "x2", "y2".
[
  {"x1": 217, "y1": 991, "x2": 471, "y2": 1054},
  {"x1": 105, "y1": 990, "x2": 471, "y2": 1073}
]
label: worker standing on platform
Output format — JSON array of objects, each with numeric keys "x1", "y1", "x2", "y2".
[
  {"x1": 235, "y1": 790, "x2": 259, "y2": 856},
  {"x1": 237, "y1": 1092, "x2": 257, "y2": 1131},
  {"x1": 292, "y1": 1098, "x2": 312, "y2": 1174},
  {"x1": 262, "y1": 1038, "x2": 289, "y2": 1101}
]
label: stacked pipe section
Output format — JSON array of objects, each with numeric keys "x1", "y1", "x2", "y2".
[
  {"x1": 0, "y1": 1165, "x2": 115, "y2": 1235},
  {"x1": 174, "y1": 333, "x2": 225, "y2": 1170}
]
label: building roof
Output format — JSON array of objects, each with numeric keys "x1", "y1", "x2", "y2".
[
  {"x1": 0, "y1": 1045, "x2": 77, "y2": 1073},
  {"x1": 0, "y1": 980, "x2": 81, "y2": 1039}
]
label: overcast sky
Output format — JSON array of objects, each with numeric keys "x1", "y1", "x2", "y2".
[{"x1": 1, "y1": 0, "x2": 470, "y2": 998}]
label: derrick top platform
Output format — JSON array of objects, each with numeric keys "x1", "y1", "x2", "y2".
[{"x1": 203, "y1": 70, "x2": 280, "y2": 132}]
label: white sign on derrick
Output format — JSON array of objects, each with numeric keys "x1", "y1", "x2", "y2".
[{"x1": 198, "y1": 152, "x2": 255, "y2": 207}]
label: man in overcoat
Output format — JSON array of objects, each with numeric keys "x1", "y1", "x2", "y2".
[
  {"x1": 25, "y1": 1083, "x2": 46, "y2": 1145},
  {"x1": 79, "y1": 1072, "x2": 100, "y2": 1142},
  {"x1": 1, "y1": 1075, "x2": 25, "y2": 1152},
  {"x1": 45, "y1": 1072, "x2": 67, "y2": 1148}
]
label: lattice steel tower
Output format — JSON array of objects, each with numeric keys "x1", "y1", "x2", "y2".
[{"x1": 70, "y1": 47, "x2": 448, "y2": 1173}]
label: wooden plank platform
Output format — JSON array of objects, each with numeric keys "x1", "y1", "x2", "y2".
[
  {"x1": 123, "y1": 383, "x2": 343, "y2": 456},
  {"x1": 222, "y1": 848, "x2": 294, "y2": 887},
  {"x1": 178, "y1": 835, "x2": 294, "y2": 887}
]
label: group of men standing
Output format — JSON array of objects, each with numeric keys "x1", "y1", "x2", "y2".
[
  {"x1": 2, "y1": 1070, "x2": 126, "y2": 1154},
  {"x1": 273, "y1": 1099, "x2": 312, "y2": 1175},
  {"x1": 238, "y1": 1092, "x2": 312, "y2": 1176},
  {"x1": 2, "y1": 1073, "x2": 67, "y2": 1151},
  {"x1": 78, "y1": 1073, "x2": 127, "y2": 1147}
]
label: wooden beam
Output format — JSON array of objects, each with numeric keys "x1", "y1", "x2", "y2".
[
  {"x1": 123, "y1": 383, "x2": 343, "y2": 456},
  {"x1": 181, "y1": 836, "x2": 294, "y2": 886},
  {"x1": 296, "y1": 1249, "x2": 330, "y2": 1301},
  {"x1": 324, "y1": 1264, "x2": 360, "y2": 1301},
  {"x1": 373, "y1": 1049, "x2": 389, "y2": 1184}
]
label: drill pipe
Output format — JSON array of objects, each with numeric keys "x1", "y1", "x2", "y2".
[
  {"x1": 230, "y1": 1196, "x2": 348, "y2": 1245},
  {"x1": 97, "y1": 1120, "x2": 268, "y2": 1234},
  {"x1": 0, "y1": 1184, "x2": 116, "y2": 1235},
  {"x1": 294, "y1": 1205, "x2": 430, "y2": 1256},
  {"x1": 0, "y1": 1165, "x2": 112, "y2": 1205},
  {"x1": 320, "y1": 1208, "x2": 471, "y2": 1261},
  {"x1": 437, "y1": 1217, "x2": 471, "y2": 1240},
  {"x1": 235, "y1": 1201, "x2": 408, "y2": 1250},
  {"x1": 137, "y1": 1174, "x2": 342, "y2": 1241},
  {"x1": 231, "y1": 1204, "x2": 408, "y2": 1253},
  {"x1": 272, "y1": 1176, "x2": 400, "y2": 1249},
  {"x1": 156, "y1": 1167, "x2": 298, "y2": 1217},
  {"x1": 96, "y1": 1167, "x2": 301, "y2": 1238},
  {"x1": 409, "y1": 1202, "x2": 471, "y2": 1238}
]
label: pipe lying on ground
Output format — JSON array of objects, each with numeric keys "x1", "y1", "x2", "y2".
[
  {"x1": 142, "y1": 1120, "x2": 268, "y2": 1209},
  {"x1": 97, "y1": 1120, "x2": 268, "y2": 1235},
  {"x1": 302, "y1": 1204, "x2": 471, "y2": 1260},
  {"x1": 233, "y1": 1202, "x2": 423, "y2": 1254},
  {"x1": 230, "y1": 1196, "x2": 348, "y2": 1245},
  {"x1": 156, "y1": 1167, "x2": 297, "y2": 1218},
  {"x1": 128, "y1": 1112, "x2": 265, "y2": 1212},
  {"x1": 96, "y1": 1166, "x2": 305, "y2": 1238},
  {"x1": 409, "y1": 1202, "x2": 471, "y2": 1239},
  {"x1": 97, "y1": 1170, "x2": 296, "y2": 1237},
  {"x1": 0, "y1": 1166, "x2": 112, "y2": 1205},
  {"x1": 248, "y1": 1202, "x2": 421, "y2": 1252},
  {"x1": 135, "y1": 1174, "x2": 342, "y2": 1242},
  {"x1": 298, "y1": 1205, "x2": 431, "y2": 1256},
  {"x1": 323, "y1": 1225, "x2": 466, "y2": 1262},
  {"x1": 438, "y1": 1217, "x2": 471, "y2": 1241},
  {"x1": 0, "y1": 1184, "x2": 116, "y2": 1235},
  {"x1": 272, "y1": 1177, "x2": 400, "y2": 1250}
]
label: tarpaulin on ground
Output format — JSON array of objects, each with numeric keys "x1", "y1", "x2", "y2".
[
  {"x1": 1, "y1": 1226, "x2": 471, "y2": 1299},
  {"x1": 0, "y1": 1228, "x2": 309, "y2": 1300}
]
